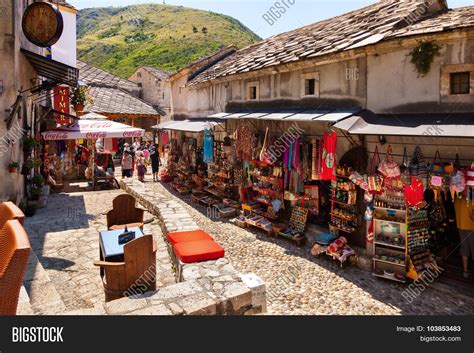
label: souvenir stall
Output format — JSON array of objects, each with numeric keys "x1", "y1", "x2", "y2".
[
  {"x1": 191, "y1": 124, "x2": 243, "y2": 217},
  {"x1": 41, "y1": 118, "x2": 144, "y2": 189},
  {"x1": 43, "y1": 139, "x2": 90, "y2": 181},
  {"x1": 220, "y1": 117, "x2": 358, "y2": 252},
  {"x1": 355, "y1": 144, "x2": 474, "y2": 283}
]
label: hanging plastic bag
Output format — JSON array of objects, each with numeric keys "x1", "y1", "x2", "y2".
[
  {"x1": 378, "y1": 145, "x2": 400, "y2": 178},
  {"x1": 364, "y1": 206, "x2": 374, "y2": 221}
]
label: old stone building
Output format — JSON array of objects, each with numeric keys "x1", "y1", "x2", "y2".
[
  {"x1": 129, "y1": 67, "x2": 174, "y2": 121},
  {"x1": 166, "y1": 0, "x2": 474, "y2": 163},
  {"x1": 78, "y1": 61, "x2": 161, "y2": 137},
  {"x1": 0, "y1": 0, "x2": 78, "y2": 204}
]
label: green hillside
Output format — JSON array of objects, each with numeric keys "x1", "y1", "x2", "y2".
[{"x1": 77, "y1": 4, "x2": 261, "y2": 78}]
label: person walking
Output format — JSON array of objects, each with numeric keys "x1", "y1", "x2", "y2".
[
  {"x1": 150, "y1": 144, "x2": 160, "y2": 182},
  {"x1": 135, "y1": 151, "x2": 146, "y2": 183},
  {"x1": 121, "y1": 149, "x2": 133, "y2": 179},
  {"x1": 455, "y1": 195, "x2": 474, "y2": 278}
]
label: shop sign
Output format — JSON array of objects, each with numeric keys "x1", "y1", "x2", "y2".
[
  {"x1": 44, "y1": 132, "x2": 69, "y2": 140},
  {"x1": 85, "y1": 132, "x2": 107, "y2": 139},
  {"x1": 123, "y1": 131, "x2": 144, "y2": 138},
  {"x1": 22, "y1": 2, "x2": 64, "y2": 48},
  {"x1": 53, "y1": 86, "x2": 70, "y2": 125}
]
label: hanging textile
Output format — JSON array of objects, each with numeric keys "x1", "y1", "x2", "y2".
[
  {"x1": 404, "y1": 177, "x2": 424, "y2": 208},
  {"x1": 321, "y1": 131, "x2": 337, "y2": 181},
  {"x1": 235, "y1": 125, "x2": 253, "y2": 161},
  {"x1": 203, "y1": 128, "x2": 214, "y2": 163},
  {"x1": 311, "y1": 138, "x2": 318, "y2": 180},
  {"x1": 162, "y1": 131, "x2": 170, "y2": 145}
]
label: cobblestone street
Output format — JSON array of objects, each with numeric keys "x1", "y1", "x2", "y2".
[
  {"x1": 18, "y1": 175, "x2": 474, "y2": 315},
  {"x1": 126, "y1": 175, "x2": 474, "y2": 316}
]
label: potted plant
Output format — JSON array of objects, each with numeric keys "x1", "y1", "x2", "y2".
[
  {"x1": 29, "y1": 186, "x2": 42, "y2": 201},
  {"x1": 8, "y1": 161, "x2": 19, "y2": 173},
  {"x1": 71, "y1": 86, "x2": 93, "y2": 112},
  {"x1": 23, "y1": 136, "x2": 39, "y2": 153},
  {"x1": 22, "y1": 158, "x2": 42, "y2": 175},
  {"x1": 32, "y1": 174, "x2": 45, "y2": 187}
]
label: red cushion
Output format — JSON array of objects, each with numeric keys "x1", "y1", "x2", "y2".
[
  {"x1": 173, "y1": 240, "x2": 225, "y2": 264},
  {"x1": 167, "y1": 230, "x2": 213, "y2": 245}
]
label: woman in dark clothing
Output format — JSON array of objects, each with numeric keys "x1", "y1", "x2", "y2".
[{"x1": 150, "y1": 144, "x2": 160, "y2": 182}]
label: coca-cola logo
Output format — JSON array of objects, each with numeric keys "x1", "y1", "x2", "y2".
[
  {"x1": 123, "y1": 131, "x2": 143, "y2": 138},
  {"x1": 44, "y1": 132, "x2": 69, "y2": 140},
  {"x1": 86, "y1": 132, "x2": 107, "y2": 139}
]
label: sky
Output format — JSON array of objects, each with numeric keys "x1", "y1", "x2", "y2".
[{"x1": 68, "y1": 0, "x2": 474, "y2": 39}]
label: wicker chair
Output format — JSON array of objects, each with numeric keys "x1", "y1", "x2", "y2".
[
  {"x1": 0, "y1": 202, "x2": 25, "y2": 230},
  {"x1": 106, "y1": 194, "x2": 145, "y2": 230},
  {"x1": 0, "y1": 220, "x2": 31, "y2": 315},
  {"x1": 94, "y1": 234, "x2": 156, "y2": 302}
]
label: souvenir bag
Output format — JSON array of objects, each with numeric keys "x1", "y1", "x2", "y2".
[
  {"x1": 409, "y1": 146, "x2": 429, "y2": 187},
  {"x1": 378, "y1": 145, "x2": 400, "y2": 179},
  {"x1": 450, "y1": 170, "x2": 466, "y2": 199},
  {"x1": 400, "y1": 147, "x2": 410, "y2": 185},
  {"x1": 430, "y1": 151, "x2": 444, "y2": 199},
  {"x1": 465, "y1": 165, "x2": 474, "y2": 206},
  {"x1": 431, "y1": 150, "x2": 444, "y2": 175},
  {"x1": 368, "y1": 146, "x2": 383, "y2": 194}
]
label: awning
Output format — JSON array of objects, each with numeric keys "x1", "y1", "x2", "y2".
[
  {"x1": 208, "y1": 108, "x2": 361, "y2": 123},
  {"x1": 21, "y1": 48, "x2": 79, "y2": 87},
  {"x1": 152, "y1": 120, "x2": 223, "y2": 133},
  {"x1": 41, "y1": 119, "x2": 144, "y2": 140},
  {"x1": 334, "y1": 113, "x2": 474, "y2": 138}
]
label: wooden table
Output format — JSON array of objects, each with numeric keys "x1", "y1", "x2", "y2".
[{"x1": 99, "y1": 227, "x2": 145, "y2": 261}]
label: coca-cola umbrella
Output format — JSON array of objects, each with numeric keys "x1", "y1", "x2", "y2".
[
  {"x1": 41, "y1": 119, "x2": 145, "y2": 140},
  {"x1": 41, "y1": 118, "x2": 144, "y2": 189}
]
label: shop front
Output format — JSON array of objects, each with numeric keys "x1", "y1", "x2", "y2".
[
  {"x1": 334, "y1": 113, "x2": 474, "y2": 284},
  {"x1": 42, "y1": 115, "x2": 144, "y2": 188},
  {"x1": 153, "y1": 110, "x2": 474, "y2": 285}
]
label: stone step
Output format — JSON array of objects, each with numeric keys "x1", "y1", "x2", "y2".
[
  {"x1": 22, "y1": 249, "x2": 67, "y2": 315},
  {"x1": 16, "y1": 285, "x2": 35, "y2": 315}
]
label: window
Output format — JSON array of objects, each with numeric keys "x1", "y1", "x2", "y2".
[
  {"x1": 247, "y1": 82, "x2": 259, "y2": 100},
  {"x1": 305, "y1": 79, "x2": 316, "y2": 96},
  {"x1": 450, "y1": 72, "x2": 470, "y2": 95},
  {"x1": 137, "y1": 72, "x2": 142, "y2": 78},
  {"x1": 301, "y1": 72, "x2": 320, "y2": 97}
]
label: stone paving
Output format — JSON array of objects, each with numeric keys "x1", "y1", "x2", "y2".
[
  {"x1": 21, "y1": 188, "x2": 175, "y2": 315},
  {"x1": 124, "y1": 175, "x2": 474, "y2": 316}
]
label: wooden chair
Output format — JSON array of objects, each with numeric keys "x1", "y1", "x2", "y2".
[
  {"x1": 106, "y1": 194, "x2": 145, "y2": 230},
  {"x1": 0, "y1": 220, "x2": 31, "y2": 315},
  {"x1": 0, "y1": 202, "x2": 25, "y2": 230},
  {"x1": 94, "y1": 235, "x2": 157, "y2": 302}
]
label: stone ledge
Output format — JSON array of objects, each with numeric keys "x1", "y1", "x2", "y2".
[{"x1": 116, "y1": 180, "x2": 266, "y2": 316}]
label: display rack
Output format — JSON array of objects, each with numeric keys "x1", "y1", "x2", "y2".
[
  {"x1": 372, "y1": 190, "x2": 408, "y2": 283},
  {"x1": 406, "y1": 208, "x2": 439, "y2": 281},
  {"x1": 330, "y1": 176, "x2": 358, "y2": 234}
]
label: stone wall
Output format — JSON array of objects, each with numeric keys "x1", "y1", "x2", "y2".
[
  {"x1": 0, "y1": 0, "x2": 39, "y2": 204},
  {"x1": 103, "y1": 180, "x2": 266, "y2": 315}
]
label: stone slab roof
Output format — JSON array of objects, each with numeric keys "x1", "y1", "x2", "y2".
[
  {"x1": 388, "y1": 5, "x2": 474, "y2": 38},
  {"x1": 141, "y1": 67, "x2": 175, "y2": 81},
  {"x1": 77, "y1": 61, "x2": 140, "y2": 95},
  {"x1": 87, "y1": 86, "x2": 160, "y2": 116},
  {"x1": 188, "y1": 0, "x2": 473, "y2": 86}
]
